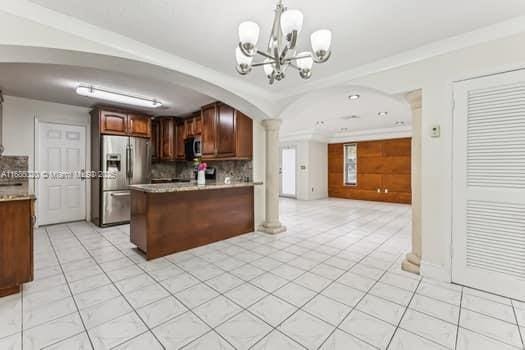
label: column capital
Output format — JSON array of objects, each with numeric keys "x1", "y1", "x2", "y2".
[
  {"x1": 405, "y1": 89, "x2": 422, "y2": 111},
  {"x1": 262, "y1": 118, "x2": 282, "y2": 131}
]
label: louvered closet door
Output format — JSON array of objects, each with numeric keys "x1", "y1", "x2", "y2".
[{"x1": 452, "y1": 69, "x2": 525, "y2": 300}]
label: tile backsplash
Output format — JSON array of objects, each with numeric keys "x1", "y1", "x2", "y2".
[
  {"x1": 152, "y1": 160, "x2": 253, "y2": 183},
  {"x1": 0, "y1": 156, "x2": 29, "y2": 195}
]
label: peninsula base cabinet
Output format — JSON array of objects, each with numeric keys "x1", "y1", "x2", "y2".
[{"x1": 0, "y1": 199, "x2": 35, "y2": 297}]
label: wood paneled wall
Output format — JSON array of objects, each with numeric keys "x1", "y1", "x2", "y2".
[{"x1": 328, "y1": 138, "x2": 412, "y2": 204}]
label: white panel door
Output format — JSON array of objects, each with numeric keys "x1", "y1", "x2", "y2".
[
  {"x1": 280, "y1": 147, "x2": 297, "y2": 197},
  {"x1": 452, "y1": 69, "x2": 525, "y2": 300},
  {"x1": 38, "y1": 122, "x2": 86, "y2": 225}
]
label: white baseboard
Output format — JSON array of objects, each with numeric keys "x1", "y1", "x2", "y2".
[{"x1": 420, "y1": 260, "x2": 451, "y2": 282}]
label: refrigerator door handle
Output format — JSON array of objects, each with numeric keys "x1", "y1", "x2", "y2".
[
  {"x1": 126, "y1": 145, "x2": 130, "y2": 179},
  {"x1": 129, "y1": 143, "x2": 134, "y2": 180}
]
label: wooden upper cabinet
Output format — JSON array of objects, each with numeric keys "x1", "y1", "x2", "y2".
[
  {"x1": 201, "y1": 104, "x2": 218, "y2": 157},
  {"x1": 159, "y1": 118, "x2": 176, "y2": 161},
  {"x1": 184, "y1": 118, "x2": 195, "y2": 138},
  {"x1": 199, "y1": 103, "x2": 252, "y2": 160},
  {"x1": 128, "y1": 114, "x2": 151, "y2": 138},
  {"x1": 235, "y1": 111, "x2": 253, "y2": 159},
  {"x1": 176, "y1": 122, "x2": 185, "y2": 160},
  {"x1": 151, "y1": 119, "x2": 160, "y2": 161},
  {"x1": 95, "y1": 108, "x2": 151, "y2": 138},
  {"x1": 216, "y1": 103, "x2": 236, "y2": 157},
  {"x1": 100, "y1": 110, "x2": 128, "y2": 135},
  {"x1": 193, "y1": 112, "x2": 202, "y2": 135}
]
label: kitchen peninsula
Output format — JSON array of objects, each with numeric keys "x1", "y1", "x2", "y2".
[{"x1": 129, "y1": 181, "x2": 260, "y2": 260}]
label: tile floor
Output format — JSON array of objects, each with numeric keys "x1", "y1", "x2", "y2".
[{"x1": 1, "y1": 198, "x2": 524, "y2": 349}]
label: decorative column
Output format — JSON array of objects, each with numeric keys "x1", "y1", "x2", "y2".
[
  {"x1": 402, "y1": 90, "x2": 422, "y2": 274},
  {"x1": 259, "y1": 119, "x2": 286, "y2": 234}
]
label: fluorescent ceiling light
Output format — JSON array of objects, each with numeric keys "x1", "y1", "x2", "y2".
[{"x1": 76, "y1": 85, "x2": 162, "y2": 108}]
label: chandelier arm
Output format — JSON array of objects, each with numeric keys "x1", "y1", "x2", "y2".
[
  {"x1": 252, "y1": 61, "x2": 276, "y2": 67},
  {"x1": 287, "y1": 62, "x2": 300, "y2": 71},
  {"x1": 256, "y1": 50, "x2": 276, "y2": 60},
  {"x1": 283, "y1": 54, "x2": 314, "y2": 63}
]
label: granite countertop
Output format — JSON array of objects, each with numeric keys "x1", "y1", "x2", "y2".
[
  {"x1": 0, "y1": 193, "x2": 36, "y2": 202},
  {"x1": 129, "y1": 181, "x2": 263, "y2": 193}
]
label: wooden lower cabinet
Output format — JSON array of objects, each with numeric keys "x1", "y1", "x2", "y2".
[
  {"x1": 0, "y1": 199, "x2": 34, "y2": 297},
  {"x1": 130, "y1": 187, "x2": 254, "y2": 260},
  {"x1": 328, "y1": 138, "x2": 412, "y2": 204}
]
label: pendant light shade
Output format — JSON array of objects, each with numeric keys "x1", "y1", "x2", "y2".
[
  {"x1": 296, "y1": 52, "x2": 313, "y2": 71},
  {"x1": 263, "y1": 59, "x2": 274, "y2": 76},
  {"x1": 238, "y1": 21, "x2": 260, "y2": 47},
  {"x1": 280, "y1": 9, "x2": 303, "y2": 35},
  {"x1": 311, "y1": 29, "x2": 332, "y2": 54},
  {"x1": 236, "y1": 47, "x2": 253, "y2": 66}
]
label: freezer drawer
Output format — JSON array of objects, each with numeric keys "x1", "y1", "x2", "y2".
[{"x1": 102, "y1": 190, "x2": 130, "y2": 225}]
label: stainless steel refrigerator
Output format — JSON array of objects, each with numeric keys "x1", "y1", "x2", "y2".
[{"x1": 100, "y1": 135, "x2": 150, "y2": 226}]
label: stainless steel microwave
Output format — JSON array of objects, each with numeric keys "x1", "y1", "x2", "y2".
[{"x1": 184, "y1": 136, "x2": 202, "y2": 161}]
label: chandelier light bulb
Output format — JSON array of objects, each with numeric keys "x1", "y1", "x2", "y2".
[
  {"x1": 296, "y1": 52, "x2": 314, "y2": 71},
  {"x1": 311, "y1": 29, "x2": 332, "y2": 57},
  {"x1": 235, "y1": 47, "x2": 253, "y2": 66},
  {"x1": 238, "y1": 21, "x2": 260, "y2": 54},
  {"x1": 280, "y1": 9, "x2": 304, "y2": 36},
  {"x1": 263, "y1": 59, "x2": 275, "y2": 77}
]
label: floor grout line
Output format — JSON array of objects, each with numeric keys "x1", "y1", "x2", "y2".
[
  {"x1": 41, "y1": 227, "x2": 96, "y2": 350},
  {"x1": 454, "y1": 288, "x2": 464, "y2": 350},
  {"x1": 56, "y1": 225, "x2": 168, "y2": 350}
]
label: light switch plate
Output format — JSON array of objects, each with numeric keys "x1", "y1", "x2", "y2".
[{"x1": 431, "y1": 125, "x2": 441, "y2": 138}]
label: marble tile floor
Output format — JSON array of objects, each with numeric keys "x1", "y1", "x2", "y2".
[{"x1": 1, "y1": 198, "x2": 524, "y2": 349}]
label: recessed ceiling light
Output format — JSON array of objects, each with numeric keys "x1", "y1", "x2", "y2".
[
  {"x1": 348, "y1": 94, "x2": 360, "y2": 100},
  {"x1": 341, "y1": 115, "x2": 360, "y2": 120},
  {"x1": 378, "y1": 112, "x2": 388, "y2": 117},
  {"x1": 395, "y1": 121, "x2": 405, "y2": 126}
]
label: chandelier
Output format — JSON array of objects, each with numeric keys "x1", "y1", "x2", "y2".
[{"x1": 235, "y1": 0, "x2": 332, "y2": 84}]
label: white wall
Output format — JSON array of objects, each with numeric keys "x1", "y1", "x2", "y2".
[
  {"x1": 349, "y1": 32, "x2": 525, "y2": 281},
  {"x1": 280, "y1": 140, "x2": 328, "y2": 201},
  {"x1": 2, "y1": 95, "x2": 91, "y2": 221},
  {"x1": 308, "y1": 141, "x2": 328, "y2": 200}
]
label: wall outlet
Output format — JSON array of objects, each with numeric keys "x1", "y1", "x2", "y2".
[{"x1": 431, "y1": 125, "x2": 441, "y2": 138}]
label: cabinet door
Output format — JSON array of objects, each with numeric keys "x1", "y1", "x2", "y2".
[
  {"x1": 151, "y1": 120, "x2": 160, "y2": 161},
  {"x1": 184, "y1": 119, "x2": 194, "y2": 138},
  {"x1": 216, "y1": 104, "x2": 236, "y2": 157},
  {"x1": 160, "y1": 118, "x2": 175, "y2": 160},
  {"x1": 194, "y1": 113, "x2": 202, "y2": 135},
  {"x1": 0, "y1": 200, "x2": 33, "y2": 290},
  {"x1": 235, "y1": 111, "x2": 253, "y2": 159},
  {"x1": 128, "y1": 114, "x2": 151, "y2": 138},
  {"x1": 100, "y1": 110, "x2": 128, "y2": 135},
  {"x1": 201, "y1": 105, "x2": 217, "y2": 157},
  {"x1": 176, "y1": 122, "x2": 186, "y2": 160}
]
